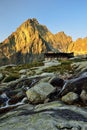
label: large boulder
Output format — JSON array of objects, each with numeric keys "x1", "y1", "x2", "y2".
[
  {"x1": 60, "y1": 75, "x2": 87, "y2": 96},
  {"x1": 26, "y1": 82, "x2": 55, "y2": 104}
]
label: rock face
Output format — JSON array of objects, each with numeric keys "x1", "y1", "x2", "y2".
[
  {"x1": 0, "y1": 101, "x2": 87, "y2": 130},
  {"x1": 1, "y1": 18, "x2": 87, "y2": 65},
  {"x1": 68, "y1": 37, "x2": 87, "y2": 55},
  {"x1": 0, "y1": 18, "x2": 72, "y2": 65},
  {"x1": 55, "y1": 31, "x2": 72, "y2": 52}
]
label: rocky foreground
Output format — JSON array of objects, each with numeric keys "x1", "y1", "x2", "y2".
[{"x1": 0, "y1": 59, "x2": 87, "y2": 130}]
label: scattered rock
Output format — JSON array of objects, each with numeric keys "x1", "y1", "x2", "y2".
[
  {"x1": 72, "y1": 61, "x2": 87, "y2": 71},
  {"x1": 0, "y1": 60, "x2": 87, "y2": 130}
]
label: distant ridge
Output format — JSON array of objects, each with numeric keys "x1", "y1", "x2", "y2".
[{"x1": 0, "y1": 18, "x2": 87, "y2": 65}]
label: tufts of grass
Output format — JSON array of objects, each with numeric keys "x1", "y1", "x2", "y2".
[
  {"x1": 2, "y1": 61, "x2": 44, "y2": 73},
  {"x1": 43, "y1": 60, "x2": 75, "y2": 75},
  {"x1": 14, "y1": 61, "x2": 44, "y2": 71},
  {"x1": 4, "y1": 74, "x2": 20, "y2": 82}
]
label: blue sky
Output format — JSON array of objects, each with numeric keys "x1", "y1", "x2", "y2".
[{"x1": 0, "y1": 0, "x2": 87, "y2": 42}]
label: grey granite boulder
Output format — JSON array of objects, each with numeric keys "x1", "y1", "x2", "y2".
[{"x1": 26, "y1": 82, "x2": 55, "y2": 104}]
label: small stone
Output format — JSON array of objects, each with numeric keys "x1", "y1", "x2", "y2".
[
  {"x1": 61, "y1": 92, "x2": 79, "y2": 104},
  {"x1": 80, "y1": 89, "x2": 87, "y2": 103},
  {"x1": 19, "y1": 69, "x2": 26, "y2": 74}
]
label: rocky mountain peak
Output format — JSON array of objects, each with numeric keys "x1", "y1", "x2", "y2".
[
  {"x1": 1, "y1": 18, "x2": 87, "y2": 65},
  {"x1": 0, "y1": 18, "x2": 56, "y2": 65}
]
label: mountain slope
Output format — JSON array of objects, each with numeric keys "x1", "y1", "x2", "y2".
[
  {"x1": 55, "y1": 32, "x2": 72, "y2": 52},
  {"x1": 0, "y1": 18, "x2": 56, "y2": 64},
  {"x1": 68, "y1": 37, "x2": 87, "y2": 55},
  {"x1": 0, "y1": 18, "x2": 72, "y2": 65},
  {"x1": 0, "y1": 18, "x2": 73, "y2": 65},
  {"x1": 0, "y1": 19, "x2": 55, "y2": 57}
]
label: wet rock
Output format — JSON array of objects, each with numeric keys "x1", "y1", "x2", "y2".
[
  {"x1": 60, "y1": 76, "x2": 87, "y2": 96},
  {"x1": 0, "y1": 105, "x2": 18, "y2": 114},
  {"x1": 61, "y1": 92, "x2": 79, "y2": 104},
  {"x1": 6, "y1": 89, "x2": 21, "y2": 98},
  {"x1": 49, "y1": 77, "x2": 65, "y2": 90},
  {"x1": 26, "y1": 82, "x2": 55, "y2": 104},
  {"x1": 0, "y1": 97, "x2": 5, "y2": 106},
  {"x1": 9, "y1": 92, "x2": 25, "y2": 105},
  {"x1": 47, "y1": 77, "x2": 65, "y2": 100}
]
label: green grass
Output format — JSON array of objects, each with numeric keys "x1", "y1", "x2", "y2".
[
  {"x1": 0, "y1": 61, "x2": 44, "y2": 82},
  {"x1": 4, "y1": 74, "x2": 20, "y2": 82},
  {"x1": 43, "y1": 60, "x2": 74, "y2": 74},
  {"x1": 2, "y1": 61, "x2": 43, "y2": 73}
]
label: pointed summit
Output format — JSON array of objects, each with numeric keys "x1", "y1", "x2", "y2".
[
  {"x1": 0, "y1": 18, "x2": 57, "y2": 65},
  {"x1": 0, "y1": 18, "x2": 73, "y2": 65}
]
